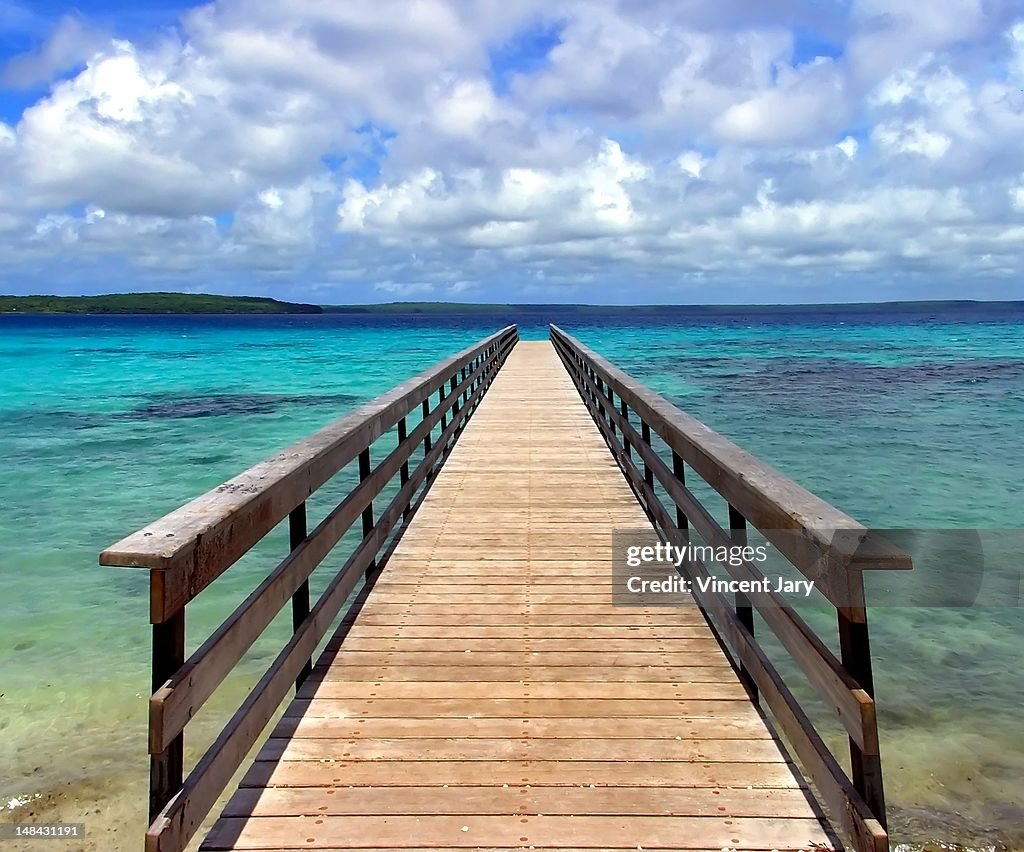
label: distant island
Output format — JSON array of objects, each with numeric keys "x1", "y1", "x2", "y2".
[
  {"x1": 1, "y1": 291, "x2": 1019, "y2": 315},
  {"x1": 0, "y1": 293, "x2": 323, "y2": 314}
]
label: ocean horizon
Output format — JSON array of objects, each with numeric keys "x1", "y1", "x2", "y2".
[{"x1": 1, "y1": 304, "x2": 1022, "y2": 851}]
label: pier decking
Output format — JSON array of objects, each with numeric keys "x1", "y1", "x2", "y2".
[
  {"x1": 203, "y1": 341, "x2": 834, "y2": 851},
  {"x1": 102, "y1": 326, "x2": 909, "y2": 852}
]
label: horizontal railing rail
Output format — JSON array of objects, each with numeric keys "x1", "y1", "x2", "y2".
[
  {"x1": 100, "y1": 325, "x2": 518, "y2": 852},
  {"x1": 550, "y1": 324, "x2": 910, "y2": 852}
]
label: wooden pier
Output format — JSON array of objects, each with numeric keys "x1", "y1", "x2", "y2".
[{"x1": 101, "y1": 326, "x2": 910, "y2": 852}]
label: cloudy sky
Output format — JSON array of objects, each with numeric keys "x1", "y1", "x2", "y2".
[{"x1": 1, "y1": 0, "x2": 1023, "y2": 304}]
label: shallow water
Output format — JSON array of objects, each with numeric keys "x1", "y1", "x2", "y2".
[{"x1": 0, "y1": 306, "x2": 1021, "y2": 850}]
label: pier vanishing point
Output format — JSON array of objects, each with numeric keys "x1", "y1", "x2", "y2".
[{"x1": 101, "y1": 326, "x2": 912, "y2": 852}]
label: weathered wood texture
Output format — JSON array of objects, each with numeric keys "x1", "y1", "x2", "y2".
[{"x1": 200, "y1": 342, "x2": 839, "y2": 852}]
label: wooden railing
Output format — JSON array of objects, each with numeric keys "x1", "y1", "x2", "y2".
[
  {"x1": 550, "y1": 325, "x2": 911, "y2": 852},
  {"x1": 100, "y1": 325, "x2": 518, "y2": 852}
]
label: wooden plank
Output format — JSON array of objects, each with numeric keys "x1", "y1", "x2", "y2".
[
  {"x1": 240, "y1": 759, "x2": 807, "y2": 790},
  {"x1": 388, "y1": 549, "x2": 620, "y2": 560},
  {"x1": 297, "y1": 681, "x2": 748, "y2": 700},
  {"x1": 374, "y1": 574, "x2": 621, "y2": 583},
  {"x1": 363, "y1": 593, "x2": 634, "y2": 604},
  {"x1": 331, "y1": 637, "x2": 723, "y2": 653},
  {"x1": 333, "y1": 615, "x2": 710, "y2": 628},
  {"x1": 201, "y1": 814, "x2": 836, "y2": 850},
  {"x1": 270, "y1": 716, "x2": 773, "y2": 740},
  {"x1": 336, "y1": 625, "x2": 718, "y2": 638},
  {"x1": 260, "y1": 737, "x2": 788, "y2": 763},
  {"x1": 350, "y1": 603, "x2": 704, "y2": 615},
  {"x1": 203, "y1": 848, "x2": 810, "y2": 852},
  {"x1": 397, "y1": 531, "x2": 622, "y2": 541},
  {"x1": 309, "y1": 665, "x2": 733, "y2": 682},
  {"x1": 204, "y1": 848, "x2": 811, "y2": 852},
  {"x1": 222, "y1": 785, "x2": 818, "y2": 817},
  {"x1": 322, "y1": 651, "x2": 729, "y2": 667},
  {"x1": 283, "y1": 698, "x2": 758, "y2": 719}
]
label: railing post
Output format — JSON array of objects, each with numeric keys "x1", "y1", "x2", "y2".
[
  {"x1": 467, "y1": 358, "x2": 481, "y2": 415},
  {"x1": 641, "y1": 421, "x2": 654, "y2": 488},
  {"x1": 621, "y1": 400, "x2": 631, "y2": 459},
  {"x1": 149, "y1": 604, "x2": 184, "y2": 821},
  {"x1": 398, "y1": 417, "x2": 410, "y2": 520},
  {"x1": 477, "y1": 352, "x2": 488, "y2": 405},
  {"x1": 478, "y1": 353, "x2": 488, "y2": 400},
  {"x1": 605, "y1": 383, "x2": 615, "y2": 437},
  {"x1": 438, "y1": 386, "x2": 447, "y2": 432},
  {"x1": 728, "y1": 504, "x2": 757, "y2": 703},
  {"x1": 359, "y1": 447, "x2": 375, "y2": 574},
  {"x1": 422, "y1": 399, "x2": 432, "y2": 455},
  {"x1": 289, "y1": 502, "x2": 312, "y2": 691},
  {"x1": 672, "y1": 452, "x2": 687, "y2": 530},
  {"x1": 838, "y1": 605, "x2": 887, "y2": 829}
]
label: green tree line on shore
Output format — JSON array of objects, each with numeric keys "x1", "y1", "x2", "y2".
[{"x1": 0, "y1": 293, "x2": 323, "y2": 314}]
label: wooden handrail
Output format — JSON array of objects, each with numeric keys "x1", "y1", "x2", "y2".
[
  {"x1": 100, "y1": 326, "x2": 518, "y2": 852},
  {"x1": 102, "y1": 325, "x2": 518, "y2": 623},
  {"x1": 550, "y1": 326, "x2": 910, "y2": 601},
  {"x1": 148, "y1": 345, "x2": 505, "y2": 753},
  {"x1": 550, "y1": 324, "x2": 910, "y2": 852}
]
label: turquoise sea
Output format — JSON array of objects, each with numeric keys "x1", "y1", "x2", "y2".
[{"x1": 0, "y1": 305, "x2": 1022, "y2": 851}]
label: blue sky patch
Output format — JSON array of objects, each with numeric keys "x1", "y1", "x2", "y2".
[
  {"x1": 488, "y1": 19, "x2": 563, "y2": 96},
  {"x1": 791, "y1": 25, "x2": 844, "y2": 65}
]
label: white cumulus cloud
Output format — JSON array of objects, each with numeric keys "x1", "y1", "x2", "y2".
[{"x1": 0, "y1": 0, "x2": 1023, "y2": 301}]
